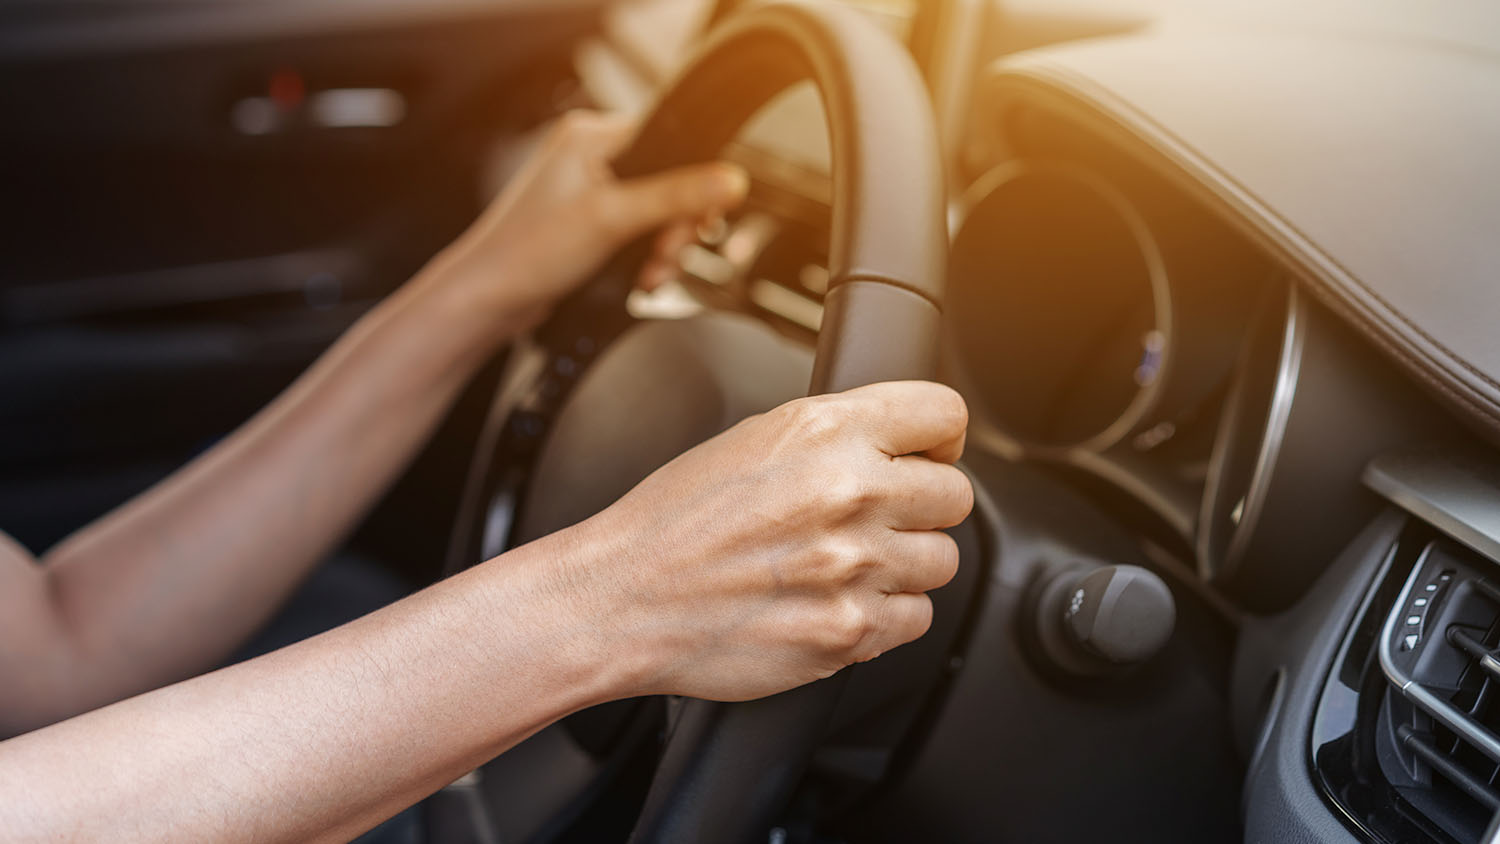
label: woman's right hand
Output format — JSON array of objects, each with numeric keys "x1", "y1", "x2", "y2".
[{"x1": 550, "y1": 380, "x2": 973, "y2": 703}]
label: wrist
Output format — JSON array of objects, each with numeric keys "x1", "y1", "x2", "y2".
[
  {"x1": 420, "y1": 236, "x2": 550, "y2": 328},
  {"x1": 482, "y1": 520, "x2": 663, "y2": 709},
  {"x1": 384, "y1": 255, "x2": 532, "y2": 373}
]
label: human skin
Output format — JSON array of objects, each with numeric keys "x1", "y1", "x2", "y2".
[
  {"x1": 0, "y1": 112, "x2": 745, "y2": 737},
  {"x1": 0, "y1": 112, "x2": 973, "y2": 842}
]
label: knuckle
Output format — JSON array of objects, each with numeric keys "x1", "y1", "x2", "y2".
[
  {"x1": 784, "y1": 397, "x2": 844, "y2": 443},
  {"x1": 825, "y1": 599, "x2": 873, "y2": 654},
  {"x1": 817, "y1": 537, "x2": 868, "y2": 585},
  {"x1": 817, "y1": 468, "x2": 874, "y2": 523}
]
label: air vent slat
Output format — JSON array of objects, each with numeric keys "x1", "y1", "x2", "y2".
[
  {"x1": 1315, "y1": 525, "x2": 1500, "y2": 844},
  {"x1": 1381, "y1": 550, "x2": 1500, "y2": 768},
  {"x1": 1451, "y1": 627, "x2": 1500, "y2": 686},
  {"x1": 1371, "y1": 541, "x2": 1500, "y2": 842},
  {"x1": 1474, "y1": 578, "x2": 1500, "y2": 607},
  {"x1": 1400, "y1": 725, "x2": 1500, "y2": 812}
]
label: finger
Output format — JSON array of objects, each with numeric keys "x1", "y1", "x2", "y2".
[
  {"x1": 697, "y1": 208, "x2": 729, "y2": 244},
  {"x1": 857, "y1": 593, "x2": 934, "y2": 662},
  {"x1": 638, "y1": 222, "x2": 697, "y2": 290},
  {"x1": 879, "y1": 458, "x2": 974, "y2": 531},
  {"x1": 598, "y1": 163, "x2": 749, "y2": 244},
  {"x1": 549, "y1": 110, "x2": 636, "y2": 159},
  {"x1": 638, "y1": 259, "x2": 675, "y2": 293},
  {"x1": 879, "y1": 530, "x2": 961, "y2": 594},
  {"x1": 839, "y1": 381, "x2": 969, "y2": 462},
  {"x1": 924, "y1": 427, "x2": 966, "y2": 467},
  {"x1": 655, "y1": 220, "x2": 698, "y2": 263}
]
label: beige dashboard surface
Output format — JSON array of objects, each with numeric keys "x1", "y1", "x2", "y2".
[{"x1": 982, "y1": 2, "x2": 1500, "y2": 434}]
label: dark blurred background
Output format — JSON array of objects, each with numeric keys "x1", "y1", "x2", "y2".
[
  {"x1": 0, "y1": 0, "x2": 716, "y2": 584},
  {"x1": 0, "y1": 0, "x2": 929, "y2": 586}
]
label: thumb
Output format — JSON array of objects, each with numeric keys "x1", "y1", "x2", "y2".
[{"x1": 597, "y1": 162, "x2": 750, "y2": 244}]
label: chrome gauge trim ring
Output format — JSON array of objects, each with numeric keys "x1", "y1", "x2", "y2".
[
  {"x1": 949, "y1": 159, "x2": 1173, "y2": 455},
  {"x1": 1197, "y1": 284, "x2": 1306, "y2": 581}
]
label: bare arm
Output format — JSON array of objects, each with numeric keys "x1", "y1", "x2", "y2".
[
  {"x1": 0, "y1": 112, "x2": 749, "y2": 737},
  {"x1": 0, "y1": 277, "x2": 511, "y2": 736},
  {"x1": 0, "y1": 381, "x2": 972, "y2": 844},
  {"x1": 0, "y1": 532, "x2": 610, "y2": 844}
]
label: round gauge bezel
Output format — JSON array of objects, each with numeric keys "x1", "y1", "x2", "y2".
[{"x1": 948, "y1": 159, "x2": 1175, "y2": 455}]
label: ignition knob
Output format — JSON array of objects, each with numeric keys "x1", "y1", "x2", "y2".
[{"x1": 1033, "y1": 564, "x2": 1177, "y2": 677}]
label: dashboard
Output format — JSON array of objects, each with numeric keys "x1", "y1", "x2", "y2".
[
  {"x1": 679, "y1": 2, "x2": 1500, "y2": 841},
  {"x1": 944, "y1": 103, "x2": 1455, "y2": 613},
  {"x1": 568, "y1": 0, "x2": 1500, "y2": 837},
  {"x1": 913, "y1": 3, "x2": 1500, "y2": 843}
]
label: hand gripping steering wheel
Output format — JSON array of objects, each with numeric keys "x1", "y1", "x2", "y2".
[
  {"x1": 601, "y1": 4, "x2": 948, "y2": 842},
  {"x1": 514, "y1": 3, "x2": 947, "y2": 841}
]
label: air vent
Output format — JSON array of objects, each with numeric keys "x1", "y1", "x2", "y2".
[{"x1": 1374, "y1": 540, "x2": 1500, "y2": 843}]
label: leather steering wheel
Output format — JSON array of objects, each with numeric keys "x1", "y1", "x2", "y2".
[
  {"x1": 496, "y1": 3, "x2": 947, "y2": 841},
  {"x1": 603, "y1": 4, "x2": 948, "y2": 841}
]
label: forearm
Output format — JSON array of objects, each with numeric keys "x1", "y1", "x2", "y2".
[
  {"x1": 0, "y1": 370, "x2": 972, "y2": 843},
  {"x1": 31, "y1": 263, "x2": 517, "y2": 725},
  {"x1": 2, "y1": 112, "x2": 750, "y2": 735},
  {"x1": 0, "y1": 526, "x2": 637, "y2": 844}
]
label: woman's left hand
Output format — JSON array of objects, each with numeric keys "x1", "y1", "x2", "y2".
[{"x1": 425, "y1": 109, "x2": 750, "y2": 334}]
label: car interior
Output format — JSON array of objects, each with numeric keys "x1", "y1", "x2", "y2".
[{"x1": 3, "y1": 0, "x2": 1500, "y2": 842}]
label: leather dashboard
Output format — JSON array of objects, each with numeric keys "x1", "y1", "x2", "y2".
[{"x1": 976, "y1": 15, "x2": 1500, "y2": 440}]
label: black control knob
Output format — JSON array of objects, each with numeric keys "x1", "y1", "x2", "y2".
[{"x1": 1032, "y1": 563, "x2": 1177, "y2": 677}]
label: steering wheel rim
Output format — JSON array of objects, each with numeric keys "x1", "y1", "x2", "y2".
[{"x1": 598, "y1": 4, "x2": 948, "y2": 842}]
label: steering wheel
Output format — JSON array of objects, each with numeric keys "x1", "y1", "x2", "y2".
[{"x1": 463, "y1": 3, "x2": 947, "y2": 842}]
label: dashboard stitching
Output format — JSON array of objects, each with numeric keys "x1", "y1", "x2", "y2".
[
  {"x1": 1009, "y1": 62, "x2": 1492, "y2": 396},
  {"x1": 994, "y1": 62, "x2": 1500, "y2": 434}
]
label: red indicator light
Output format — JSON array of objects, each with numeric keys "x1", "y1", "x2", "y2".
[{"x1": 268, "y1": 70, "x2": 306, "y2": 109}]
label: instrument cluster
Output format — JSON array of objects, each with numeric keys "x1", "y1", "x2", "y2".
[{"x1": 945, "y1": 105, "x2": 1437, "y2": 610}]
